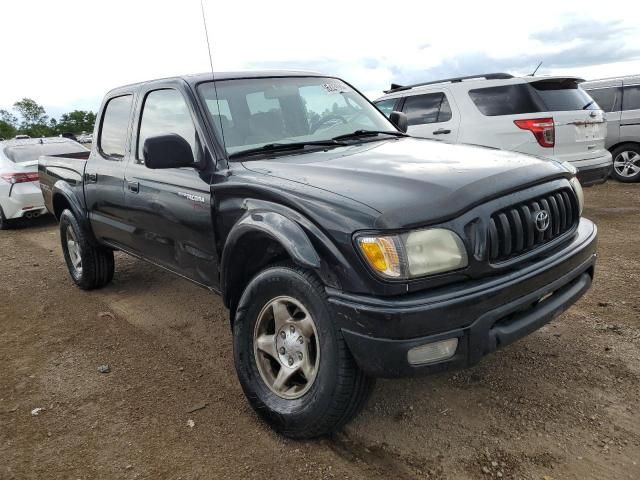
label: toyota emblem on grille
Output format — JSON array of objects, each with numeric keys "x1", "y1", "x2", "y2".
[{"x1": 535, "y1": 210, "x2": 550, "y2": 232}]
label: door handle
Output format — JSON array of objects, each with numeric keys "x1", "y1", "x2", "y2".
[
  {"x1": 127, "y1": 181, "x2": 139, "y2": 193},
  {"x1": 85, "y1": 172, "x2": 98, "y2": 183},
  {"x1": 433, "y1": 128, "x2": 451, "y2": 135}
]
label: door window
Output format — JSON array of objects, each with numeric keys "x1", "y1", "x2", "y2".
[
  {"x1": 403, "y1": 93, "x2": 452, "y2": 126},
  {"x1": 137, "y1": 89, "x2": 197, "y2": 162},
  {"x1": 374, "y1": 99, "x2": 398, "y2": 118},
  {"x1": 586, "y1": 87, "x2": 622, "y2": 112},
  {"x1": 623, "y1": 85, "x2": 640, "y2": 111},
  {"x1": 99, "y1": 95, "x2": 133, "y2": 159}
]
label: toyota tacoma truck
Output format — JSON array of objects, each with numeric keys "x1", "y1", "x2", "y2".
[{"x1": 39, "y1": 71, "x2": 597, "y2": 439}]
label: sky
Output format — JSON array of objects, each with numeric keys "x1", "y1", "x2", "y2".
[{"x1": 1, "y1": 0, "x2": 639, "y2": 120}]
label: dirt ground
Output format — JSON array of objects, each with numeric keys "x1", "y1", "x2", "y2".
[{"x1": 1, "y1": 181, "x2": 638, "y2": 480}]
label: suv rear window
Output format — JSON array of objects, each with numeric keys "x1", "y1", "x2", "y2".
[
  {"x1": 469, "y1": 79, "x2": 597, "y2": 116},
  {"x1": 99, "y1": 94, "x2": 133, "y2": 159},
  {"x1": 530, "y1": 80, "x2": 597, "y2": 111}
]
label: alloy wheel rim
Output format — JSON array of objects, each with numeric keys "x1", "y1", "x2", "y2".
[
  {"x1": 614, "y1": 151, "x2": 640, "y2": 178},
  {"x1": 253, "y1": 296, "x2": 320, "y2": 400},
  {"x1": 66, "y1": 226, "x2": 83, "y2": 275}
]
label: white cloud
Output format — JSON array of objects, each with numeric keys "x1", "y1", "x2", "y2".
[{"x1": 0, "y1": 0, "x2": 638, "y2": 117}]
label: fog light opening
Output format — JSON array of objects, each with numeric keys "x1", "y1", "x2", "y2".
[{"x1": 407, "y1": 338, "x2": 458, "y2": 366}]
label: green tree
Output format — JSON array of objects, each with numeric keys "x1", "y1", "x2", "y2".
[
  {"x1": 12, "y1": 98, "x2": 53, "y2": 137},
  {"x1": 56, "y1": 110, "x2": 96, "y2": 134},
  {"x1": 0, "y1": 109, "x2": 18, "y2": 139}
]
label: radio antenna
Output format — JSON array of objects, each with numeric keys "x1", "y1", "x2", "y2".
[
  {"x1": 530, "y1": 61, "x2": 543, "y2": 77},
  {"x1": 200, "y1": 0, "x2": 227, "y2": 155}
]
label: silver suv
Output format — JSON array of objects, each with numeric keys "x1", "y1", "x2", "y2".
[{"x1": 582, "y1": 75, "x2": 640, "y2": 182}]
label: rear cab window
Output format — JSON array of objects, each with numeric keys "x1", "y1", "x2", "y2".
[
  {"x1": 403, "y1": 92, "x2": 452, "y2": 125},
  {"x1": 99, "y1": 95, "x2": 133, "y2": 159}
]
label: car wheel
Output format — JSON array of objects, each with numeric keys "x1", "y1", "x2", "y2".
[
  {"x1": 60, "y1": 209, "x2": 115, "y2": 290},
  {"x1": 0, "y1": 205, "x2": 11, "y2": 230},
  {"x1": 611, "y1": 144, "x2": 640, "y2": 182},
  {"x1": 233, "y1": 263, "x2": 375, "y2": 439}
]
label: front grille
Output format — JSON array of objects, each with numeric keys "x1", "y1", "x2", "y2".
[{"x1": 488, "y1": 188, "x2": 579, "y2": 262}]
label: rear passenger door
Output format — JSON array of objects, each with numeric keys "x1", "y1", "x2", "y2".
[
  {"x1": 401, "y1": 90, "x2": 460, "y2": 141},
  {"x1": 123, "y1": 84, "x2": 218, "y2": 287},
  {"x1": 85, "y1": 93, "x2": 135, "y2": 247},
  {"x1": 621, "y1": 83, "x2": 640, "y2": 144}
]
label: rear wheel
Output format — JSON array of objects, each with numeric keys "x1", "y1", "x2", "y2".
[
  {"x1": 233, "y1": 263, "x2": 374, "y2": 439},
  {"x1": 60, "y1": 209, "x2": 114, "y2": 290},
  {"x1": 611, "y1": 144, "x2": 640, "y2": 182}
]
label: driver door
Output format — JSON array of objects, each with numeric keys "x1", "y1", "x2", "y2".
[{"x1": 123, "y1": 84, "x2": 218, "y2": 287}]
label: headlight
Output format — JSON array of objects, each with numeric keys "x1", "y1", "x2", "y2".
[
  {"x1": 569, "y1": 176, "x2": 584, "y2": 216},
  {"x1": 357, "y1": 228, "x2": 468, "y2": 279}
]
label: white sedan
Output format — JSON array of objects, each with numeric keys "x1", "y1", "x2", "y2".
[{"x1": 0, "y1": 137, "x2": 88, "y2": 229}]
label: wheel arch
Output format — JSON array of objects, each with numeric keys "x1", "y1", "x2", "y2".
[
  {"x1": 609, "y1": 141, "x2": 640, "y2": 155},
  {"x1": 220, "y1": 211, "x2": 323, "y2": 316}
]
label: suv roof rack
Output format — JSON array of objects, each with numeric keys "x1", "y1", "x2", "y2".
[{"x1": 384, "y1": 73, "x2": 514, "y2": 94}]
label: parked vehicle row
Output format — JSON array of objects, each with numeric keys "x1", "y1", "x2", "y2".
[
  {"x1": 374, "y1": 73, "x2": 612, "y2": 186},
  {"x1": 0, "y1": 137, "x2": 87, "y2": 229},
  {"x1": 582, "y1": 75, "x2": 640, "y2": 182},
  {"x1": 39, "y1": 71, "x2": 597, "y2": 439}
]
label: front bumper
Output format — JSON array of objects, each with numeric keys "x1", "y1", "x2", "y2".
[{"x1": 329, "y1": 219, "x2": 598, "y2": 378}]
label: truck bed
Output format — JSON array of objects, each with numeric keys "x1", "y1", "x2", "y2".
[{"x1": 39, "y1": 152, "x2": 90, "y2": 216}]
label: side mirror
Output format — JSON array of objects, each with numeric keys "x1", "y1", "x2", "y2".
[
  {"x1": 143, "y1": 134, "x2": 195, "y2": 169},
  {"x1": 389, "y1": 111, "x2": 408, "y2": 133}
]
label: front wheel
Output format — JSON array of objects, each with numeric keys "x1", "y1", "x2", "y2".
[
  {"x1": 233, "y1": 263, "x2": 374, "y2": 439},
  {"x1": 611, "y1": 144, "x2": 640, "y2": 182},
  {"x1": 60, "y1": 209, "x2": 114, "y2": 290}
]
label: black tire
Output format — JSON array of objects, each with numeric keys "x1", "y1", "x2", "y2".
[
  {"x1": 59, "y1": 209, "x2": 114, "y2": 290},
  {"x1": 611, "y1": 143, "x2": 640, "y2": 182},
  {"x1": 0, "y1": 206, "x2": 10, "y2": 230},
  {"x1": 233, "y1": 263, "x2": 375, "y2": 439}
]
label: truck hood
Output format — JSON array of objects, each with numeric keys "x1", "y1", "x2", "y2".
[{"x1": 241, "y1": 137, "x2": 571, "y2": 229}]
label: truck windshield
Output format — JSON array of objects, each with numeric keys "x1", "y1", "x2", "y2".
[{"x1": 197, "y1": 77, "x2": 396, "y2": 157}]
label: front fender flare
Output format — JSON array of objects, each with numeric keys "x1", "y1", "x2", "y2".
[{"x1": 220, "y1": 211, "x2": 321, "y2": 306}]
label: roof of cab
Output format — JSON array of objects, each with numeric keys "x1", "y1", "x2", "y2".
[{"x1": 106, "y1": 70, "x2": 327, "y2": 95}]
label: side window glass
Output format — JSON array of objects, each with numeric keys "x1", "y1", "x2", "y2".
[
  {"x1": 374, "y1": 99, "x2": 397, "y2": 118},
  {"x1": 138, "y1": 89, "x2": 197, "y2": 163},
  {"x1": 403, "y1": 93, "x2": 445, "y2": 126},
  {"x1": 585, "y1": 87, "x2": 621, "y2": 112},
  {"x1": 99, "y1": 95, "x2": 133, "y2": 159},
  {"x1": 623, "y1": 86, "x2": 640, "y2": 111},
  {"x1": 438, "y1": 95, "x2": 453, "y2": 122}
]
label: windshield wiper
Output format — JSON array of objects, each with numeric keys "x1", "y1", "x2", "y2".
[
  {"x1": 582, "y1": 100, "x2": 595, "y2": 110},
  {"x1": 332, "y1": 130, "x2": 408, "y2": 141},
  {"x1": 228, "y1": 140, "x2": 346, "y2": 159}
]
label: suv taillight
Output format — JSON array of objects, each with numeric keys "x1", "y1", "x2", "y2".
[
  {"x1": 514, "y1": 118, "x2": 555, "y2": 148},
  {"x1": 0, "y1": 172, "x2": 40, "y2": 184}
]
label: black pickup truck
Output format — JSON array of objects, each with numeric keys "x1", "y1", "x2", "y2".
[{"x1": 39, "y1": 71, "x2": 597, "y2": 439}]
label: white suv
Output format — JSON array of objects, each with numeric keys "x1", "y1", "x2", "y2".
[{"x1": 374, "y1": 73, "x2": 612, "y2": 186}]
